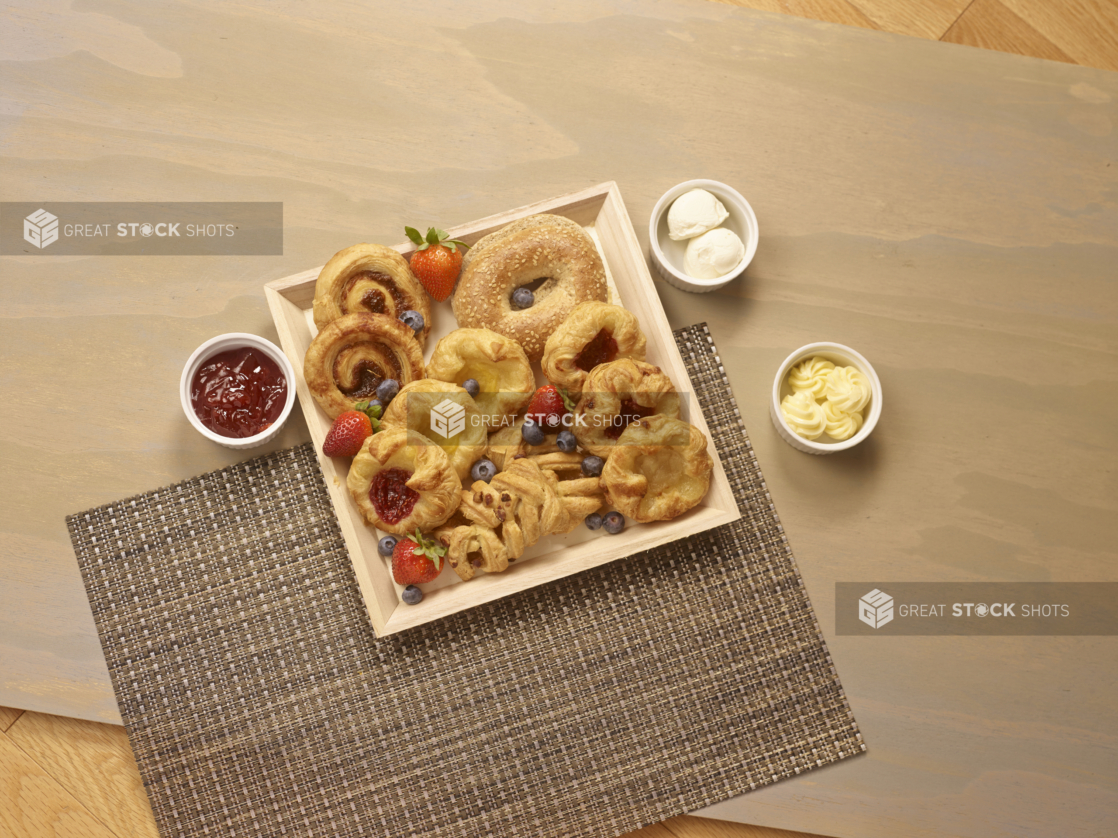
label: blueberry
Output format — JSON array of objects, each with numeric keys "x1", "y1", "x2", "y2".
[
  {"x1": 603, "y1": 511, "x2": 625, "y2": 535},
  {"x1": 585, "y1": 512, "x2": 603, "y2": 531},
  {"x1": 556, "y1": 430, "x2": 577, "y2": 453},
  {"x1": 461, "y1": 378, "x2": 480, "y2": 399},
  {"x1": 399, "y1": 310, "x2": 425, "y2": 334},
  {"x1": 521, "y1": 419, "x2": 545, "y2": 446},
  {"x1": 580, "y1": 455, "x2": 604, "y2": 477},
  {"x1": 377, "y1": 535, "x2": 398, "y2": 557},
  {"x1": 376, "y1": 378, "x2": 399, "y2": 405},
  {"x1": 402, "y1": 585, "x2": 423, "y2": 605},
  {"x1": 366, "y1": 398, "x2": 383, "y2": 416},
  {"x1": 511, "y1": 288, "x2": 534, "y2": 310},
  {"x1": 471, "y1": 458, "x2": 497, "y2": 483}
]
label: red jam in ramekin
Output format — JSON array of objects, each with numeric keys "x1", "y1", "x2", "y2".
[{"x1": 190, "y1": 346, "x2": 287, "y2": 438}]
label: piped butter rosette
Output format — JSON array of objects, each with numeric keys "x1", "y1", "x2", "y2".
[
  {"x1": 823, "y1": 366, "x2": 871, "y2": 414},
  {"x1": 822, "y1": 400, "x2": 864, "y2": 441},
  {"x1": 780, "y1": 391, "x2": 827, "y2": 440},
  {"x1": 788, "y1": 357, "x2": 835, "y2": 400}
]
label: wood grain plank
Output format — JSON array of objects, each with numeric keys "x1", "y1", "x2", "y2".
[
  {"x1": 0, "y1": 706, "x2": 24, "y2": 732},
  {"x1": 711, "y1": 0, "x2": 880, "y2": 31},
  {"x1": 666, "y1": 814, "x2": 831, "y2": 837},
  {"x1": 942, "y1": 0, "x2": 1076, "y2": 63},
  {"x1": 0, "y1": 726, "x2": 117, "y2": 838},
  {"x1": 997, "y1": 0, "x2": 1118, "y2": 70},
  {"x1": 845, "y1": 0, "x2": 973, "y2": 38},
  {"x1": 6, "y1": 712, "x2": 158, "y2": 838}
]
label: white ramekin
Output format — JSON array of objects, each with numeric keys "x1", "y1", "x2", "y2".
[
  {"x1": 770, "y1": 342, "x2": 882, "y2": 455},
  {"x1": 180, "y1": 333, "x2": 296, "y2": 450},
  {"x1": 648, "y1": 179, "x2": 759, "y2": 293}
]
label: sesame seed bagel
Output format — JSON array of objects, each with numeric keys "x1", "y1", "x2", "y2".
[{"x1": 451, "y1": 214, "x2": 608, "y2": 362}]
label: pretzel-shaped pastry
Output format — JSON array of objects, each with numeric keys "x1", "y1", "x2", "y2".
[
  {"x1": 434, "y1": 458, "x2": 603, "y2": 581},
  {"x1": 542, "y1": 302, "x2": 647, "y2": 398},
  {"x1": 312, "y1": 243, "x2": 431, "y2": 346},
  {"x1": 425, "y1": 328, "x2": 534, "y2": 428},
  {"x1": 346, "y1": 428, "x2": 461, "y2": 536},
  {"x1": 304, "y1": 313, "x2": 425, "y2": 419},
  {"x1": 601, "y1": 415, "x2": 713, "y2": 523},
  {"x1": 379, "y1": 379, "x2": 488, "y2": 483},
  {"x1": 572, "y1": 359, "x2": 681, "y2": 458},
  {"x1": 452, "y1": 214, "x2": 608, "y2": 362}
]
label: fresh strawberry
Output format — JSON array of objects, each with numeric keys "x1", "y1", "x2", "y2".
[
  {"x1": 391, "y1": 529, "x2": 446, "y2": 585},
  {"x1": 322, "y1": 400, "x2": 382, "y2": 457},
  {"x1": 405, "y1": 226, "x2": 469, "y2": 302},
  {"x1": 525, "y1": 385, "x2": 572, "y2": 432}
]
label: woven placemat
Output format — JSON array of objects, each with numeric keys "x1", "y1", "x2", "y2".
[{"x1": 69, "y1": 324, "x2": 863, "y2": 838}]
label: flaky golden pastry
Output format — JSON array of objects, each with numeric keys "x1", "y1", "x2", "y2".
[
  {"x1": 434, "y1": 457, "x2": 604, "y2": 581},
  {"x1": 542, "y1": 302, "x2": 647, "y2": 397},
  {"x1": 304, "y1": 313, "x2": 425, "y2": 419},
  {"x1": 573, "y1": 359, "x2": 681, "y2": 458},
  {"x1": 601, "y1": 415, "x2": 713, "y2": 523},
  {"x1": 425, "y1": 328, "x2": 534, "y2": 428},
  {"x1": 379, "y1": 379, "x2": 487, "y2": 483},
  {"x1": 346, "y1": 428, "x2": 461, "y2": 536},
  {"x1": 312, "y1": 243, "x2": 431, "y2": 345},
  {"x1": 452, "y1": 214, "x2": 608, "y2": 362}
]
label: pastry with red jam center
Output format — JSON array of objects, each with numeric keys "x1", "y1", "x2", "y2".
[
  {"x1": 542, "y1": 302, "x2": 646, "y2": 399},
  {"x1": 572, "y1": 358, "x2": 680, "y2": 458},
  {"x1": 347, "y1": 428, "x2": 461, "y2": 536}
]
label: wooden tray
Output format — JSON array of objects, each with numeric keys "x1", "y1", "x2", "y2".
[{"x1": 264, "y1": 182, "x2": 741, "y2": 635}]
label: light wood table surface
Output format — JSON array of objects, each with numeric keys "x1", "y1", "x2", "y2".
[{"x1": 2, "y1": 2, "x2": 1116, "y2": 837}]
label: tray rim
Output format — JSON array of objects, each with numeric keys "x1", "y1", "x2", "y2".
[{"x1": 264, "y1": 181, "x2": 741, "y2": 635}]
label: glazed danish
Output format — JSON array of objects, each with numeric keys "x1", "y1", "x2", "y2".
[
  {"x1": 346, "y1": 428, "x2": 461, "y2": 536},
  {"x1": 601, "y1": 415, "x2": 713, "y2": 523},
  {"x1": 452, "y1": 214, "x2": 608, "y2": 362},
  {"x1": 572, "y1": 359, "x2": 681, "y2": 458},
  {"x1": 425, "y1": 328, "x2": 535, "y2": 429},
  {"x1": 312, "y1": 243, "x2": 431, "y2": 345},
  {"x1": 542, "y1": 302, "x2": 647, "y2": 398},
  {"x1": 379, "y1": 379, "x2": 488, "y2": 483},
  {"x1": 304, "y1": 313, "x2": 425, "y2": 418}
]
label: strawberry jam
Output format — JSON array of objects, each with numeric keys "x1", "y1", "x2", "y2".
[
  {"x1": 369, "y1": 468, "x2": 419, "y2": 525},
  {"x1": 605, "y1": 399, "x2": 656, "y2": 440},
  {"x1": 574, "y1": 329, "x2": 618, "y2": 371},
  {"x1": 191, "y1": 347, "x2": 287, "y2": 438}
]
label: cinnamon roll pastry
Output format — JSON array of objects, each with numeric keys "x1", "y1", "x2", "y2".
[
  {"x1": 601, "y1": 415, "x2": 713, "y2": 523},
  {"x1": 542, "y1": 302, "x2": 647, "y2": 398},
  {"x1": 425, "y1": 328, "x2": 534, "y2": 429},
  {"x1": 312, "y1": 243, "x2": 431, "y2": 346},
  {"x1": 572, "y1": 359, "x2": 681, "y2": 458},
  {"x1": 304, "y1": 313, "x2": 425, "y2": 418},
  {"x1": 379, "y1": 379, "x2": 487, "y2": 483},
  {"x1": 346, "y1": 428, "x2": 461, "y2": 536},
  {"x1": 434, "y1": 457, "x2": 604, "y2": 581}
]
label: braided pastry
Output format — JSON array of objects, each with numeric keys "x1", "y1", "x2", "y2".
[
  {"x1": 312, "y1": 243, "x2": 431, "y2": 346},
  {"x1": 346, "y1": 428, "x2": 461, "y2": 535},
  {"x1": 425, "y1": 328, "x2": 534, "y2": 428},
  {"x1": 542, "y1": 302, "x2": 646, "y2": 398},
  {"x1": 434, "y1": 458, "x2": 604, "y2": 581},
  {"x1": 379, "y1": 379, "x2": 487, "y2": 483},
  {"x1": 304, "y1": 313, "x2": 425, "y2": 418},
  {"x1": 452, "y1": 214, "x2": 608, "y2": 362},
  {"x1": 601, "y1": 415, "x2": 713, "y2": 523},
  {"x1": 572, "y1": 359, "x2": 680, "y2": 458}
]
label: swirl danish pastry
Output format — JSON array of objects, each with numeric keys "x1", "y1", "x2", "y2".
[
  {"x1": 304, "y1": 313, "x2": 424, "y2": 418},
  {"x1": 425, "y1": 328, "x2": 534, "y2": 427},
  {"x1": 601, "y1": 415, "x2": 713, "y2": 523},
  {"x1": 572, "y1": 359, "x2": 681, "y2": 458},
  {"x1": 312, "y1": 243, "x2": 431, "y2": 345},
  {"x1": 346, "y1": 428, "x2": 461, "y2": 535},
  {"x1": 452, "y1": 214, "x2": 608, "y2": 362},
  {"x1": 542, "y1": 302, "x2": 647, "y2": 398},
  {"x1": 379, "y1": 379, "x2": 488, "y2": 483}
]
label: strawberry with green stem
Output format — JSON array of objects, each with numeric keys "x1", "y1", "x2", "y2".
[
  {"x1": 391, "y1": 529, "x2": 447, "y2": 586},
  {"x1": 406, "y1": 226, "x2": 469, "y2": 303}
]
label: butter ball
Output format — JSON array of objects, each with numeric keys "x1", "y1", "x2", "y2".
[{"x1": 684, "y1": 227, "x2": 745, "y2": 279}]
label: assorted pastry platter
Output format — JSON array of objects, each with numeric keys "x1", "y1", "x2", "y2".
[{"x1": 265, "y1": 182, "x2": 740, "y2": 636}]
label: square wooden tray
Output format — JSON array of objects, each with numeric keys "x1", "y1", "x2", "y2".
[{"x1": 264, "y1": 182, "x2": 741, "y2": 635}]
